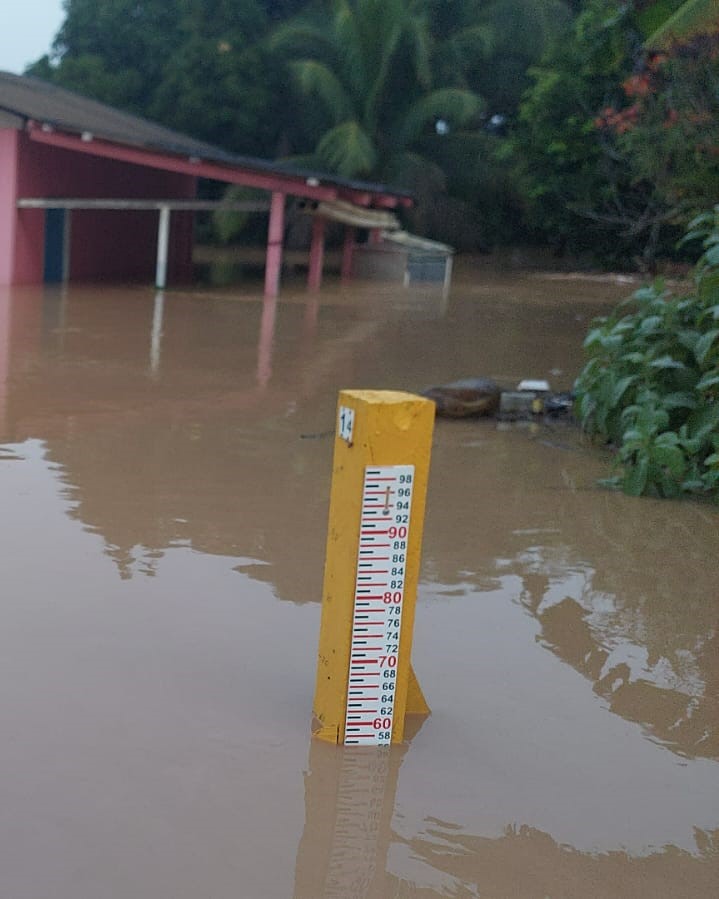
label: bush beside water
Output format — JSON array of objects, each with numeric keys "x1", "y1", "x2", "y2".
[{"x1": 575, "y1": 207, "x2": 719, "y2": 500}]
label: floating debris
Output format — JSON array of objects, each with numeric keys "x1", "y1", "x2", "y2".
[{"x1": 422, "y1": 378, "x2": 501, "y2": 418}]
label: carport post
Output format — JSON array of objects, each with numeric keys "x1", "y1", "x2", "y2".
[
  {"x1": 155, "y1": 205, "x2": 170, "y2": 289},
  {"x1": 264, "y1": 191, "x2": 285, "y2": 298}
]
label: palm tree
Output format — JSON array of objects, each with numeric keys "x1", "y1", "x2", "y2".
[{"x1": 271, "y1": 0, "x2": 482, "y2": 182}]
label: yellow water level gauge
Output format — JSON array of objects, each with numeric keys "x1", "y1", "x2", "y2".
[{"x1": 312, "y1": 390, "x2": 433, "y2": 745}]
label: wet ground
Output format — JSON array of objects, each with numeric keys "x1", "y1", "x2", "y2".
[{"x1": 1, "y1": 261, "x2": 717, "y2": 898}]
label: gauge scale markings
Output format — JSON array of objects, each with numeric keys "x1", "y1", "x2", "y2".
[{"x1": 344, "y1": 465, "x2": 414, "y2": 745}]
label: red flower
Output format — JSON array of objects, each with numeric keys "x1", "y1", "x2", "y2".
[{"x1": 623, "y1": 74, "x2": 652, "y2": 97}]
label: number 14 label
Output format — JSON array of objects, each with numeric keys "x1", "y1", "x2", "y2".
[{"x1": 338, "y1": 406, "x2": 355, "y2": 444}]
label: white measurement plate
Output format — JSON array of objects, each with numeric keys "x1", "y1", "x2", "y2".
[{"x1": 344, "y1": 465, "x2": 415, "y2": 745}]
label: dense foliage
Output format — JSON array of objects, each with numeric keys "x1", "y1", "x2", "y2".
[
  {"x1": 514, "y1": 1, "x2": 719, "y2": 266},
  {"x1": 25, "y1": 1, "x2": 719, "y2": 258},
  {"x1": 29, "y1": 1, "x2": 286, "y2": 157},
  {"x1": 574, "y1": 209, "x2": 719, "y2": 499},
  {"x1": 27, "y1": 0, "x2": 570, "y2": 248},
  {"x1": 270, "y1": 0, "x2": 482, "y2": 180}
]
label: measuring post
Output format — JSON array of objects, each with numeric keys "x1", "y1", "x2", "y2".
[{"x1": 312, "y1": 390, "x2": 434, "y2": 745}]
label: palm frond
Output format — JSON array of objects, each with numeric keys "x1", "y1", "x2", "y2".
[
  {"x1": 270, "y1": 21, "x2": 336, "y2": 62},
  {"x1": 316, "y1": 120, "x2": 378, "y2": 177},
  {"x1": 333, "y1": 0, "x2": 368, "y2": 98},
  {"x1": 406, "y1": 16, "x2": 432, "y2": 89},
  {"x1": 290, "y1": 60, "x2": 353, "y2": 123},
  {"x1": 359, "y1": 0, "x2": 409, "y2": 73},
  {"x1": 362, "y1": 23, "x2": 404, "y2": 131}
]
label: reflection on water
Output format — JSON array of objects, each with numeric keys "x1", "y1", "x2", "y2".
[
  {"x1": 0, "y1": 267, "x2": 717, "y2": 897},
  {"x1": 402, "y1": 819, "x2": 719, "y2": 898},
  {"x1": 422, "y1": 427, "x2": 719, "y2": 763},
  {"x1": 294, "y1": 743, "x2": 403, "y2": 899},
  {"x1": 295, "y1": 735, "x2": 718, "y2": 899},
  {"x1": 149, "y1": 290, "x2": 164, "y2": 377},
  {"x1": 515, "y1": 547, "x2": 718, "y2": 761}
]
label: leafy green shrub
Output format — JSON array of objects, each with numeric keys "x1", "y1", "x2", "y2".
[{"x1": 574, "y1": 206, "x2": 719, "y2": 499}]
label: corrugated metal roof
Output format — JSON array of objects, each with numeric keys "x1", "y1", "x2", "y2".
[{"x1": 0, "y1": 70, "x2": 412, "y2": 200}]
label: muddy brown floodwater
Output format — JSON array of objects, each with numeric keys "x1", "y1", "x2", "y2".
[{"x1": 0, "y1": 260, "x2": 717, "y2": 899}]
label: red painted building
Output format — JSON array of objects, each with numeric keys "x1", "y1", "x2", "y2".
[
  {"x1": 0, "y1": 127, "x2": 196, "y2": 285},
  {"x1": 0, "y1": 71, "x2": 411, "y2": 294}
]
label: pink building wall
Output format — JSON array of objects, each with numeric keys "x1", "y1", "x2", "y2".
[
  {"x1": 0, "y1": 131, "x2": 20, "y2": 286},
  {"x1": 1, "y1": 129, "x2": 196, "y2": 285}
]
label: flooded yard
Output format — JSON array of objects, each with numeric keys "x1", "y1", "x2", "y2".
[{"x1": 1, "y1": 262, "x2": 717, "y2": 898}]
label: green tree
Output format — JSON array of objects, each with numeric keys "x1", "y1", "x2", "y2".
[
  {"x1": 595, "y1": 32, "x2": 719, "y2": 235},
  {"x1": 272, "y1": 0, "x2": 577, "y2": 245},
  {"x1": 149, "y1": 1, "x2": 284, "y2": 156},
  {"x1": 513, "y1": 1, "x2": 665, "y2": 263},
  {"x1": 28, "y1": 0, "x2": 183, "y2": 114},
  {"x1": 418, "y1": 0, "x2": 575, "y2": 244},
  {"x1": 512, "y1": 0, "x2": 719, "y2": 265},
  {"x1": 271, "y1": 0, "x2": 483, "y2": 181},
  {"x1": 27, "y1": 0, "x2": 290, "y2": 157}
]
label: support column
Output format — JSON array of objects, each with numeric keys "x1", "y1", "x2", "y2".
[
  {"x1": 308, "y1": 215, "x2": 326, "y2": 292},
  {"x1": 341, "y1": 226, "x2": 355, "y2": 282},
  {"x1": 264, "y1": 191, "x2": 285, "y2": 299},
  {"x1": 155, "y1": 206, "x2": 171, "y2": 289}
]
